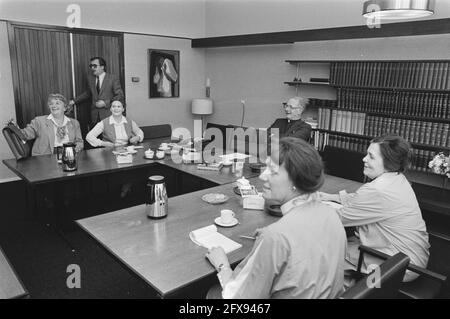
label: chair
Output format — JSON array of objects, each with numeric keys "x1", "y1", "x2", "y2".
[
  {"x1": 2, "y1": 124, "x2": 33, "y2": 160},
  {"x1": 340, "y1": 252, "x2": 410, "y2": 299},
  {"x1": 140, "y1": 124, "x2": 172, "y2": 140},
  {"x1": 321, "y1": 145, "x2": 365, "y2": 182},
  {"x1": 355, "y1": 245, "x2": 447, "y2": 299},
  {"x1": 205, "y1": 123, "x2": 230, "y2": 152}
]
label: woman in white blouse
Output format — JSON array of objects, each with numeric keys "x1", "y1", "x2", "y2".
[
  {"x1": 320, "y1": 134, "x2": 430, "y2": 282},
  {"x1": 206, "y1": 137, "x2": 347, "y2": 299},
  {"x1": 86, "y1": 100, "x2": 144, "y2": 147}
]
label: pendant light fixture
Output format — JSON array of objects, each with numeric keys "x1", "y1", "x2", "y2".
[{"x1": 363, "y1": 0, "x2": 434, "y2": 20}]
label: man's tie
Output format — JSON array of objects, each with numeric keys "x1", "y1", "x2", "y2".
[{"x1": 96, "y1": 76, "x2": 100, "y2": 94}]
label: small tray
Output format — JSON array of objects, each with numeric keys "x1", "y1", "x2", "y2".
[{"x1": 202, "y1": 193, "x2": 229, "y2": 204}]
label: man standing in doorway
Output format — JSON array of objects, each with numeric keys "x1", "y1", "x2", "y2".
[{"x1": 69, "y1": 57, "x2": 124, "y2": 128}]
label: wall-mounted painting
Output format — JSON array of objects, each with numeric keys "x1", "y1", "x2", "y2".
[{"x1": 148, "y1": 49, "x2": 180, "y2": 98}]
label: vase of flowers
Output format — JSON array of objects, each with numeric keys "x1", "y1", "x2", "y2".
[{"x1": 428, "y1": 152, "x2": 450, "y2": 197}]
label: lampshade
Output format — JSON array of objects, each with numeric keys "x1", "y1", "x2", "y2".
[
  {"x1": 363, "y1": 0, "x2": 434, "y2": 20},
  {"x1": 191, "y1": 98, "x2": 213, "y2": 115}
]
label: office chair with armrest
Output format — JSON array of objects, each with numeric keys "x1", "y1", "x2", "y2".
[
  {"x1": 340, "y1": 252, "x2": 410, "y2": 299},
  {"x1": 356, "y1": 245, "x2": 447, "y2": 299},
  {"x1": 2, "y1": 123, "x2": 33, "y2": 160},
  {"x1": 140, "y1": 124, "x2": 172, "y2": 140}
]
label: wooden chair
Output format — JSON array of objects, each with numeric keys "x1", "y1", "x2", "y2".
[
  {"x1": 355, "y1": 245, "x2": 447, "y2": 299},
  {"x1": 140, "y1": 124, "x2": 172, "y2": 140},
  {"x1": 340, "y1": 251, "x2": 410, "y2": 299}
]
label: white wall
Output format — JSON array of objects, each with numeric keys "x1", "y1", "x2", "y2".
[
  {"x1": 205, "y1": 0, "x2": 450, "y2": 37},
  {"x1": 124, "y1": 34, "x2": 206, "y2": 134},
  {"x1": 0, "y1": 21, "x2": 19, "y2": 180},
  {"x1": 0, "y1": 0, "x2": 206, "y2": 38}
]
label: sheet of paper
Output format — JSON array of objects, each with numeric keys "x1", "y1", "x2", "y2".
[
  {"x1": 189, "y1": 225, "x2": 242, "y2": 254},
  {"x1": 220, "y1": 153, "x2": 250, "y2": 161}
]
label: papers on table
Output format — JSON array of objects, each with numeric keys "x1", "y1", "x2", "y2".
[
  {"x1": 220, "y1": 153, "x2": 250, "y2": 162},
  {"x1": 189, "y1": 225, "x2": 242, "y2": 254},
  {"x1": 322, "y1": 200, "x2": 343, "y2": 210}
]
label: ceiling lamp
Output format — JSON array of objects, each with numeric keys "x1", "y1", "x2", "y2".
[{"x1": 363, "y1": 0, "x2": 434, "y2": 20}]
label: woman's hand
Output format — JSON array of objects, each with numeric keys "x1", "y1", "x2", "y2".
[
  {"x1": 206, "y1": 247, "x2": 229, "y2": 272},
  {"x1": 129, "y1": 135, "x2": 140, "y2": 144}
]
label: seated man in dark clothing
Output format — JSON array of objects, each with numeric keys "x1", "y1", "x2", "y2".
[{"x1": 268, "y1": 96, "x2": 312, "y2": 142}]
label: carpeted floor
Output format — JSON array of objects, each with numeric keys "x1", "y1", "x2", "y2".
[{"x1": 0, "y1": 180, "x2": 211, "y2": 299}]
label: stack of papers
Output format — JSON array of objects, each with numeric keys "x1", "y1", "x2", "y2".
[{"x1": 189, "y1": 225, "x2": 242, "y2": 254}]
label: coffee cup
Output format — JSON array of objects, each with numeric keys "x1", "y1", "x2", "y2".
[
  {"x1": 160, "y1": 143, "x2": 168, "y2": 149},
  {"x1": 156, "y1": 150, "x2": 165, "y2": 159},
  {"x1": 220, "y1": 209, "x2": 235, "y2": 224},
  {"x1": 145, "y1": 149, "x2": 154, "y2": 158},
  {"x1": 127, "y1": 145, "x2": 135, "y2": 152}
]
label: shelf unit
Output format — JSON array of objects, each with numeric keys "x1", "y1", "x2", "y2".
[{"x1": 286, "y1": 60, "x2": 450, "y2": 177}]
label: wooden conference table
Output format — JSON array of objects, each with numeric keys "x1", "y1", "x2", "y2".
[
  {"x1": 2, "y1": 138, "x2": 260, "y2": 218},
  {"x1": 77, "y1": 174, "x2": 362, "y2": 298},
  {"x1": 0, "y1": 246, "x2": 28, "y2": 299}
]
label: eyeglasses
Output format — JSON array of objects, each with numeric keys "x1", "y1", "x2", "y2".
[{"x1": 89, "y1": 64, "x2": 99, "y2": 68}]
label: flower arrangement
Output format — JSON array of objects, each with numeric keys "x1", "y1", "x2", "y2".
[{"x1": 428, "y1": 152, "x2": 450, "y2": 178}]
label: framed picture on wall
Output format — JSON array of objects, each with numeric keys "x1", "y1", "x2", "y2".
[{"x1": 148, "y1": 49, "x2": 180, "y2": 98}]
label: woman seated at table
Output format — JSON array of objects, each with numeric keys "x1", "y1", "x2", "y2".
[
  {"x1": 86, "y1": 100, "x2": 144, "y2": 147},
  {"x1": 320, "y1": 134, "x2": 430, "y2": 282},
  {"x1": 15, "y1": 93, "x2": 83, "y2": 156},
  {"x1": 206, "y1": 137, "x2": 347, "y2": 299}
]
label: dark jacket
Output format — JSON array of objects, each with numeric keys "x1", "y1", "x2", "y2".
[{"x1": 269, "y1": 118, "x2": 312, "y2": 142}]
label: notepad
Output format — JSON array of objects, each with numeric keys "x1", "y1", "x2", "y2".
[{"x1": 189, "y1": 225, "x2": 242, "y2": 254}]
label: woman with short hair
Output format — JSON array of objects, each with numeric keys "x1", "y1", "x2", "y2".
[
  {"x1": 320, "y1": 134, "x2": 430, "y2": 282},
  {"x1": 16, "y1": 93, "x2": 83, "y2": 156},
  {"x1": 206, "y1": 137, "x2": 347, "y2": 299}
]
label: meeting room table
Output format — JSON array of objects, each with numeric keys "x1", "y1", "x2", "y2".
[
  {"x1": 76, "y1": 174, "x2": 362, "y2": 298},
  {"x1": 0, "y1": 246, "x2": 28, "y2": 299}
]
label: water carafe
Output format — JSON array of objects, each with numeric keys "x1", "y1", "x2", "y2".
[
  {"x1": 146, "y1": 175, "x2": 168, "y2": 219},
  {"x1": 61, "y1": 142, "x2": 77, "y2": 171}
]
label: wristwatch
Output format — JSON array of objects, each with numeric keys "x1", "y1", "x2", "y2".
[{"x1": 217, "y1": 263, "x2": 230, "y2": 273}]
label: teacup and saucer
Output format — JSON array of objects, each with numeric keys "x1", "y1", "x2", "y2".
[{"x1": 214, "y1": 209, "x2": 238, "y2": 227}]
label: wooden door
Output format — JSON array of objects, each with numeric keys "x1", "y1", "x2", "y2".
[
  {"x1": 8, "y1": 24, "x2": 73, "y2": 126},
  {"x1": 72, "y1": 32, "x2": 124, "y2": 135}
]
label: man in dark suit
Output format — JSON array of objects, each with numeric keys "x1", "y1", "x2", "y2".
[
  {"x1": 69, "y1": 57, "x2": 124, "y2": 127},
  {"x1": 268, "y1": 96, "x2": 312, "y2": 142}
]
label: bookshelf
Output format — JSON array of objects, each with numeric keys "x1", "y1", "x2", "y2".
[{"x1": 286, "y1": 60, "x2": 450, "y2": 177}]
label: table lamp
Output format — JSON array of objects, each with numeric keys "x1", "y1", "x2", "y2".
[{"x1": 191, "y1": 98, "x2": 213, "y2": 136}]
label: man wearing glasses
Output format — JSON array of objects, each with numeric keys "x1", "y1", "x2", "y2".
[
  {"x1": 69, "y1": 57, "x2": 124, "y2": 128},
  {"x1": 268, "y1": 96, "x2": 312, "y2": 142}
]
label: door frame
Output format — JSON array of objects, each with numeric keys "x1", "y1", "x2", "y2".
[{"x1": 7, "y1": 21, "x2": 125, "y2": 126}]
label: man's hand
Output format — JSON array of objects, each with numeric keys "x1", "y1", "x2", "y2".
[
  {"x1": 95, "y1": 100, "x2": 106, "y2": 109},
  {"x1": 5, "y1": 118, "x2": 16, "y2": 126},
  {"x1": 129, "y1": 135, "x2": 140, "y2": 144}
]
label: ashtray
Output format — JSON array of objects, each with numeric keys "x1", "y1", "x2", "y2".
[
  {"x1": 249, "y1": 163, "x2": 266, "y2": 172},
  {"x1": 267, "y1": 204, "x2": 282, "y2": 217}
]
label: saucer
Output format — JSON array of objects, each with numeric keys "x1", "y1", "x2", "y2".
[
  {"x1": 202, "y1": 193, "x2": 229, "y2": 204},
  {"x1": 143, "y1": 155, "x2": 154, "y2": 160},
  {"x1": 214, "y1": 217, "x2": 238, "y2": 227}
]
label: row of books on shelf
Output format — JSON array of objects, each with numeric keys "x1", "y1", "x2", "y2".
[
  {"x1": 312, "y1": 131, "x2": 369, "y2": 154},
  {"x1": 317, "y1": 109, "x2": 366, "y2": 135},
  {"x1": 308, "y1": 98, "x2": 337, "y2": 108},
  {"x1": 336, "y1": 88, "x2": 450, "y2": 118},
  {"x1": 312, "y1": 132, "x2": 437, "y2": 173},
  {"x1": 329, "y1": 61, "x2": 450, "y2": 90},
  {"x1": 364, "y1": 116, "x2": 450, "y2": 148}
]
